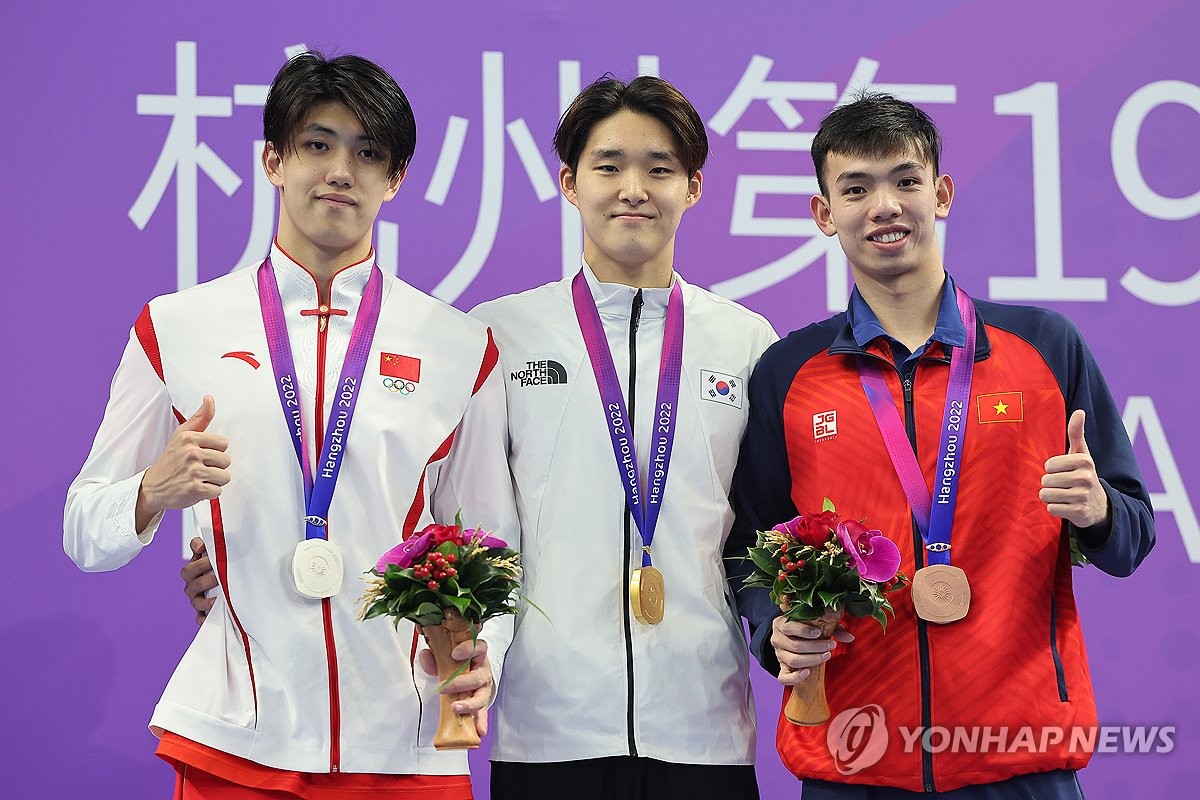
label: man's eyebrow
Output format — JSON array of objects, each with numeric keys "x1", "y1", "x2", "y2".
[
  {"x1": 588, "y1": 147, "x2": 679, "y2": 162},
  {"x1": 834, "y1": 161, "x2": 926, "y2": 183},
  {"x1": 890, "y1": 160, "x2": 925, "y2": 176},
  {"x1": 834, "y1": 169, "x2": 871, "y2": 184},
  {"x1": 302, "y1": 122, "x2": 373, "y2": 142}
]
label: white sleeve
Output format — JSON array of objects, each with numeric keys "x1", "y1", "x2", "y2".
[
  {"x1": 63, "y1": 328, "x2": 177, "y2": 572},
  {"x1": 431, "y1": 341, "x2": 518, "y2": 690}
]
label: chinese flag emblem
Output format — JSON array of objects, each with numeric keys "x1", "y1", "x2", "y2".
[
  {"x1": 977, "y1": 391, "x2": 1023, "y2": 423},
  {"x1": 380, "y1": 352, "x2": 421, "y2": 382}
]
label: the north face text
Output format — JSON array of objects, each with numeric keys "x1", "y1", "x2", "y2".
[{"x1": 511, "y1": 359, "x2": 568, "y2": 387}]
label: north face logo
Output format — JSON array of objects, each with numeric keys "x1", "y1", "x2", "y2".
[{"x1": 510, "y1": 359, "x2": 568, "y2": 387}]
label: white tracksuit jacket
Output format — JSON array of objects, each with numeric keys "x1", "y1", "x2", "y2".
[
  {"x1": 471, "y1": 264, "x2": 778, "y2": 765},
  {"x1": 64, "y1": 246, "x2": 518, "y2": 775}
]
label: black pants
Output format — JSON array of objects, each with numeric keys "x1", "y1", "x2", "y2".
[
  {"x1": 801, "y1": 770, "x2": 1084, "y2": 799},
  {"x1": 490, "y1": 757, "x2": 760, "y2": 800}
]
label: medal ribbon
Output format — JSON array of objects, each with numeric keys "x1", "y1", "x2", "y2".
[
  {"x1": 571, "y1": 270, "x2": 684, "y2": 568},
  {"x1": 855, "y1": 285, "x2": 976, "y2": 566},
  {"x1": 258, "y1": 258, "x2": 383, "y2": 541}
]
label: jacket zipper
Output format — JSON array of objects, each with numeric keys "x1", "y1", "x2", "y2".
[
  {"x1": 902, "y1": 373, "x2": 936, "y2": 793},
  {"x1": 313, "y1": 290, "x2": 343, "y2": 773},
  {"x1": 622, "y1": 288, "x2": 644, "y2": 758}
]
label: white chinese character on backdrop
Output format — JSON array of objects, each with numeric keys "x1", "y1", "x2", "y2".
[
  {"x1": 128, "y1": 41, "x2": 240, "y2": 292},
  {"x1": 707, "y1": 56, "x2": 956, "y2": 311},
  {"x1": 423, "y1": 51, "x2": 560, "y2": 303}
]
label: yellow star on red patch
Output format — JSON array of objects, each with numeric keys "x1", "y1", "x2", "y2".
[{"x1": 993, "y1": 400, "x2": 1009, "y2": 416}]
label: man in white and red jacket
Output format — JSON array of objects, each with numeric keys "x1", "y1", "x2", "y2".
[{"x1": 64, "y1": 51, "x2": 517, "y2": 800}]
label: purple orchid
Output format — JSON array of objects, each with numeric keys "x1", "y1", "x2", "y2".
[
  {"x1": 375, "y1": 531, "x2": 433, "y2": 573},
  {"x1": 462, "y1": 527, "x2": 508, "y2": 549},
  {"x1": 836, "y1": 520, "x2": 901, "y2": 582}
]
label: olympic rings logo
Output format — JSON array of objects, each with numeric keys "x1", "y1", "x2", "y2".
[{"x1": 382, "y1": 377, "x2": 416, "y2": 395}]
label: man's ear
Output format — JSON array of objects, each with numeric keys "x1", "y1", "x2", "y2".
[
  {"x1": 810, "y1": 194, "x2": 837, "y2": 237},
  {"x1": 934, "y1": 173, "x2": 955, "y2": 219},
  {"x1": 684, "y1": 170, "x2": 703, "y2": 208},
  {"x1": 263, "y1": 142, "x2": 285, "y2": 189},
  {"x1": 559, "y1": 164, "x2": 579, "y2": 209},
  {"x1": 382, "y1": 163, "x2": 408, "y2": 203}
]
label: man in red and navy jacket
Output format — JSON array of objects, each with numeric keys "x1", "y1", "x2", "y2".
[{"x1": 726, "y1": 93, "x2": 1154, "y2": 798}]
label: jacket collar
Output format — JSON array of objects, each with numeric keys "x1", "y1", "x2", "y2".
[
  {"x1": 579, "y1": 259, "x2": 683, "y2": 320},
  {"x1": 830, "y1": 273, "x2": 992, "y2": 365},
  {"x1": 269, "y1": 241, "x2": 376, "y2": 312}
]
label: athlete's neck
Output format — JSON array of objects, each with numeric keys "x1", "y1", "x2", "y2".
[
  {"x1": 854, "y1": 269, "x2": 947, "y2": 353},
  {"x1": 585, "y1": 254, "x2": 674, "y2": 289}
]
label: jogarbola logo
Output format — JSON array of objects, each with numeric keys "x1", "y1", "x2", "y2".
[{"x1": 510, "y1": 359, "x2": 568, "y2": 387}]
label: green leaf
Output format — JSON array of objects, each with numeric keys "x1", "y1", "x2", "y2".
[
  {"x1": 443, "y1": 594, "x2": 470, "y2": 614},
  {"x1": 748, "y1": 547, "x2": 780, "y2": 575},
  {"x1": 822, "y1": 497, "x2": 836, "y2": 513}
]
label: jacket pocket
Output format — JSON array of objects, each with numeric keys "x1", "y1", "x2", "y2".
[{"x1": 1049, "y1": 591, "x2": 1068, "y2": 702}]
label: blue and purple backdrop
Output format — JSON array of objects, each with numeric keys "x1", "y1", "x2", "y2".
[{"x1": 4, "y1": 1, "x2": 1196, "y2": 797}]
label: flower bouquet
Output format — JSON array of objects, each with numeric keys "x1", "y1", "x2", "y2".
[
  {"x1": 742, "y1": 499, "x2": 906, "y2": 725},
  {"x1": 359, "y1": 514, "x2": 520, "y2": 749}
]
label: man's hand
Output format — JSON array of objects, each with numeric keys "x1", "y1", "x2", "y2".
[
  {"x1": 1041, "y1": 409, "x2": 1109, "y2": 529},
  {"x1": 136, "y1": 396, "x2": 231, "y2": 531},
  {"x1": 183, "y1": 536, "x2": 217, "y2": 624},
  {"x1": 771, "y1": 615, "x2": 855, "y2": 686},
  {"x1": 418, "y1": 637, "x2": 494, "y2": 736}
]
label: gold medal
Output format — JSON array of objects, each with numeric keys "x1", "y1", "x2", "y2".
[
  {"x1": 911, "y1": 564, "x2": 970, "y2": 624},
  {"x1": 630, "y1": 566, "x2": 665, "y2": 624}
]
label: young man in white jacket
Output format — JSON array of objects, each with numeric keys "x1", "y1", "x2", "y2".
[
  {"x1": 64, "y1": 51, "x2": 516, "y2": 799},
  {"x1": 472, "y1": 76, "x2": 778, "y2": 800}
]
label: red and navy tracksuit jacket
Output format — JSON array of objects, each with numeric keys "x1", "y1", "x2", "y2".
[{"x1": 727, "y1": 276, "x2": 1154, "y2": 792}]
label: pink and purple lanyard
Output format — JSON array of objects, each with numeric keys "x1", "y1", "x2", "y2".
[
  {"x1": 571, "y1": 271, "x2": 684, "y2": 569},
  {"x1": 257, "y1": 258, "x2": 383, "y2": 542},
  {"x1": 855, "y1": 286, "x2": 976, "y2": 566}
]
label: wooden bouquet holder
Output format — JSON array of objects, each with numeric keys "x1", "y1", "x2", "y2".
[
  {"x1": 422, "y1": 608, "x2": 481, "y2": 750},
  {"x1": 781, "y1": 599, "x2": 844, "y2": 726}
]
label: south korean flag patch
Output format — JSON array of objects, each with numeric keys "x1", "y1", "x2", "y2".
[{"x1": 701, "y1": 369, "x2": 743, "y2": 409}]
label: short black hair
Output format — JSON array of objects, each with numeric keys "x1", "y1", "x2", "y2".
[
  {"x1": 553, "y1": 75, "x2": 709, "y2": 177},
  {"x1": 811, "y1": 92, "x2": 942, "y2": 196},
  {"x1": 263, "y1": 51, "x2": 415, "y2": 179}
]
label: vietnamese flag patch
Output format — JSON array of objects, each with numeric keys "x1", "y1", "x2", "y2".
[
  {"x1": 977, "y1": 391, "x2": 1023, "y2": 423},
  {"x1": 380, "y1": 352, "x2": 421, "y2": 383}
]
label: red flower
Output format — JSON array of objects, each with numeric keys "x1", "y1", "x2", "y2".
[
  {"x1": 774, "y1": 510, "x2": 840, "y2": 547},
  {"x1": 424, "y1": 523, "x2": 463, "y2": 546}
]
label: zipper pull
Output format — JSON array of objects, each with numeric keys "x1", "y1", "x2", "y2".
[
  {"x1": 903, "y1": 377, "x2": 914, "y2": 404},
  {"x1": 630, "y1": 289, "x2": 644, "y2": 334}
]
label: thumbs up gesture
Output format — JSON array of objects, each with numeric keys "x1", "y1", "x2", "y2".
[
  {"x1": 1039, "y1": 409, "x2": 1110, "y2": 529},
  {"x1": 136, "y1": 395, "x2": 232, "y2": 532}
]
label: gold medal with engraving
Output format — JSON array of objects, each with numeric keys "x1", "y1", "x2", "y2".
[
  {"x1": 630, "y1": 566, "x2": 665, "y2": 624},
  {"x1": 911, "y1": 564, "x2": 971, "y2": 624}
]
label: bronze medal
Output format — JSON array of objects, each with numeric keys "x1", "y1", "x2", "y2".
[
  {"x1": 630, "y1": 566, "x2": 665, "y2": 625},
  {"x1": 911, "y1": 564, "x2": 971, "y2": 624}
]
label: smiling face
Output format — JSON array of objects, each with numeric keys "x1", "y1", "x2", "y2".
[
  {"x1": 263, "y1": 100, "x2": 404, "y2": 277},
  {"x1": 561, "y1": 110, "x2": 701, "y2": 287},
  {"x1": 810, "y1": 148, "x2": 954, "y2": 289}
]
